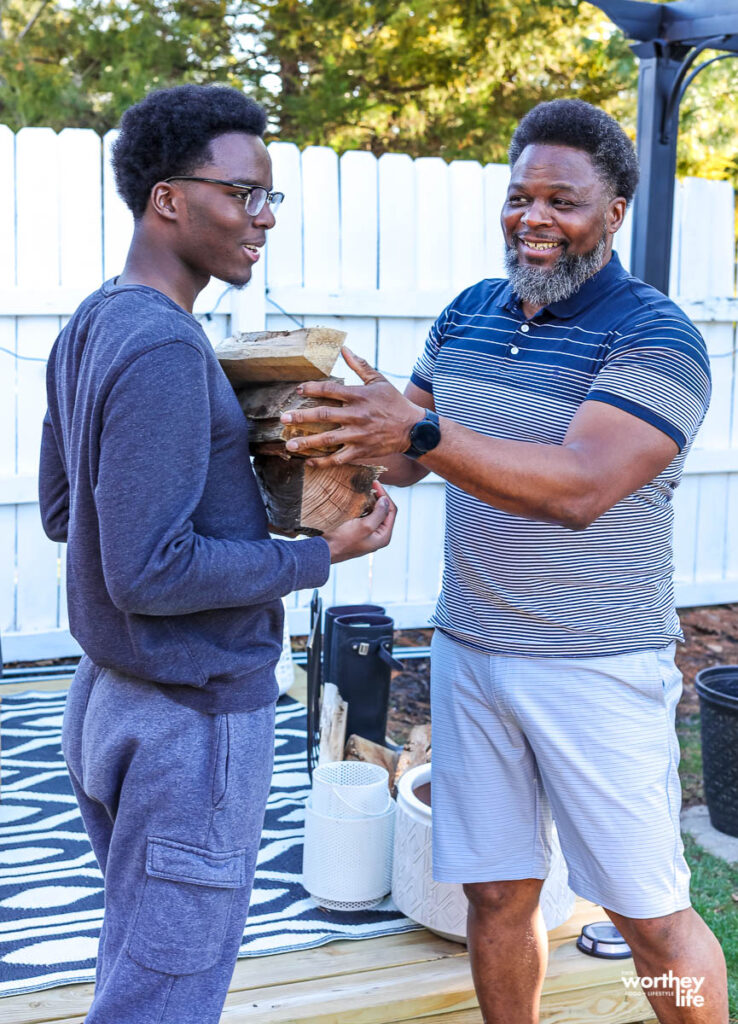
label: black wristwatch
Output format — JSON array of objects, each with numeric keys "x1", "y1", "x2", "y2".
[{"x1": 404, "y1": 409, "x2": 441, "y2": 460}]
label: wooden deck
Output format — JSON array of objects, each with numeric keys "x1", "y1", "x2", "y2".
[
  {"x1": 0, "y1": 898, "x2": 655, "y2": 1023},
  {"x1": 1, "y1": 670, "x2": 656, "y2": 1023}
]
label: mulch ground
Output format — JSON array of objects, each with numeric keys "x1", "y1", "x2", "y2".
[{"x1": 386, "y1": 605, "x2": 738, "y2": 742}]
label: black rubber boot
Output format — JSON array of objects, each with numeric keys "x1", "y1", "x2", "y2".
[
  {"x1": 323, "y1": 604, "x2": 385, "y2": 683},
  {"x1": 329, "y1": 612, "x2": 403, "y2": 746}
]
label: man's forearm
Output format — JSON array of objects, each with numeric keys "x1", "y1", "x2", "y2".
[{"x1": 420, "y1": 419, "x2": 595, "y2": 529}]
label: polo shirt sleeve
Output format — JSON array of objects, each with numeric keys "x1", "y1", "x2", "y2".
[
  {"x1": 410, "y1": 302, "x2": 453, "y2": 393},
  {"x1": 585, "y1": 309, "x2": 711, "y2": 452}
]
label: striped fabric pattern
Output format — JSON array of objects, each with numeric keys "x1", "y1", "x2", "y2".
[{"x1": 411, "y1": 253, "x2": 711, "y2": 658}]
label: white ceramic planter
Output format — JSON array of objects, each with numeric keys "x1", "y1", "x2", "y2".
[{"x1": 392, "y1": 763, "x2": 576, "y2": 943}]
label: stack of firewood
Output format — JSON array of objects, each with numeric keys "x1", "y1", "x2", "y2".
[
  {"x1": 215, "y1": 326, "x2": 383, "y2": 536},
  {"x1": 319, "y1": 682, "x2": 431, "y2": 797}
]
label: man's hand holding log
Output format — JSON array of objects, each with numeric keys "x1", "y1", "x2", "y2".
[{"x1": 280, "y1": 347, "x2": 425, "y2": 466}]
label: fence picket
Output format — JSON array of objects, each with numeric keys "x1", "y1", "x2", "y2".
[
  {"x1": 340, "y1": 151, "x2": 378, "y2": 291},
  {"x1": 378, "y1": 154, "x2": 416, "y2": 290},
  {"x1": 483, "y1": 163, "x2": 510, "y2": 280},
  {"x1": 59, "y1": 129, "x2": 103, "y2": 290},
  {"x1": 16, "y1": 129, "x2": 60, "y2": 287},
  {"x1": 406, "y1": 482, "x2": 446, "y2": 604},
  {"x1": 449, "y1": 160, "x2": 485, "y2": 293},
  {"x1": 0, "y1": 318, "x2": 15, "y2": 479},
  {"x1": 0, "y1": 508, "x2": 15, "y2": 634},
  {"x1": 416, "y1": 157, "x2": 451, "y2": 292},
  {"x1": 302, "y1": 147, "x2": 340, "y2": 291},
  {"x1": 673, "y1": 476, "x2": 699, "y2": 584},
  {"x1": 694, "y1": 475, "x2": 729, "y2": 582}
]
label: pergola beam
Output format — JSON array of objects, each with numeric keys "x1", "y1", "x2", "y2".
[{"x1": 589, "y1": 1, "x2": 738, "y2": 294}]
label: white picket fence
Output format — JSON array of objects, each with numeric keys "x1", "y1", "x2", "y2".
[{"x1": 0, "y1": 126, "x2": 737, "y2": 660}]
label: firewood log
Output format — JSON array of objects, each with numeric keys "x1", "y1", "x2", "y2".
[
  {"x1": 215, "y1": 327, "x2": 346, "y2": 384},
  {"x1": 318, "y1": 683, "x2": 348, "y2": 766},
  {"x1": 344, "y1": 734, "x2": 398, "y2": 784},
  {"x1": 253, "y1": 456, "x2": 382, "y2": 536},
  {"x1": 391, "y1": 723, "x2": 431, "y2": 797},
  {"x1": 238, "y1": 380, "x2": 343, "y2": 455}
]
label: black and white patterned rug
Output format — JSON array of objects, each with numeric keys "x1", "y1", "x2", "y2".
[{"x1": 0, "y1": 690, "x2": 417, "y2": 997}]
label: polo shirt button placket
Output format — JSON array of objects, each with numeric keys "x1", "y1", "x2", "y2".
[{"x1": 510, "y1": 320, "x2": 530, "y2": 356}]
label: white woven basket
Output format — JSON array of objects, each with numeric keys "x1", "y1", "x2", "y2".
[{"x1": 303, "y1": 762, "x2": 396, "y2": 911}]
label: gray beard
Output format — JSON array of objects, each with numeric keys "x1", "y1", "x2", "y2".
[{"x1": 504, "y1": 230, "x2": 608, "y2": 307}]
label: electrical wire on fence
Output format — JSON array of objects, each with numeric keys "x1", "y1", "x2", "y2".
[{"x1": 0, "y1": 346, "x2": 47, "y2": 363}]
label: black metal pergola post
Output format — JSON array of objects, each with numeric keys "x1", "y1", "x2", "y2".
[{"x1": 589, "y1": 1, "x2": 738, "y2": 295}]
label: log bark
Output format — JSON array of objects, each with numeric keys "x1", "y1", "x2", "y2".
[
  {"x1": 215, "y1": 327, "x2": 346, "y2": 383},
  {"x1": 318, "y1": 683, "x2": 348, "y2": 766},
  {"x1": 239, "y1": 380, "x2": 343, "y2": 455},
  {"x1": 344, "y1": 734, "x2": 398, "y2": 784},
  {"x1": 391, "y1": 723, "x2": 431, "y2": 797},
  {"x1": 252, "y1": 456, "x2": 381, "y2": 536}
]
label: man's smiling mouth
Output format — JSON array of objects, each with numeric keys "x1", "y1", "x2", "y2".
[{"x1": 517, "y1": 238, "x2": 563, "y2": 252}]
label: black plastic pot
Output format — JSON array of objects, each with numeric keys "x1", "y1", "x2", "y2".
[
  {"x1": 695, "y1": 666, "x2": 738, "y2": 837},
  {"x1": 330, "y1": 612, "x2": 403, "y2": 746}
]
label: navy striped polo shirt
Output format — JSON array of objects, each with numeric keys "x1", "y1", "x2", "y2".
[{"x1": 411, "y1": 252, "x2": 711, "y2": 658}]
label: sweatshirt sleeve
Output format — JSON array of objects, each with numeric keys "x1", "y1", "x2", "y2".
[
  {"x1": 96, "y1": 341, "x2": 330, "y2": 616},
  {"x1": 39, "y1": 410, "x2": 70, "y2": 543}
]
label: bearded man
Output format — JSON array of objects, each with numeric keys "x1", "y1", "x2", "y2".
[{"x1": 278, "y1": 100, "x2": 727, "y2": 1023}]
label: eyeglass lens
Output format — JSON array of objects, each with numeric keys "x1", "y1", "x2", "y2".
[{"x1": 245, "y1": 188, "x2": 283, "y2": 216}]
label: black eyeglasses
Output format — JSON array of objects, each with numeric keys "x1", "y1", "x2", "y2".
[{"x1": 164, "y1": 176, "x2": 285, "y2": 216}]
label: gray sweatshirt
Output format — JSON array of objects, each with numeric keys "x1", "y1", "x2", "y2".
[{"x1": 39, "y1": 280, "x2": 330, "y2": 713}]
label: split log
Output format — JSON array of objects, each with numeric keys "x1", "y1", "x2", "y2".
[
  {"x1": 344, "y1": 733, "x2": 398, "y2": 785},
  {"x1": 239, "y1": 380, "x2": 343, "y2": 456},
  {"x1": 215, "y1": 327, "x2": 346, "y2": 384},
  {"x1": 253, "y1": 456, "x2": 382, "y2": 536},
  {"x1": 318, "y1": 683, "x2": 348, "y2": 766},
  {"x1": 391, "y1": 723, "x2": 431, "y2": 797}
]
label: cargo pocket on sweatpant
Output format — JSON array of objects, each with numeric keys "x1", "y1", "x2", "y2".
[{"x1": 127, "y1": 836, "x2": 246, "y2": 975}]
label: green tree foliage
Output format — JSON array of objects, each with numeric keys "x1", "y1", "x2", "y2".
[
  {"x1": 0, "y1": 0, "x2": 736, "y2": 183},
  {"x1": 0, "y1": 0, "x2": 249, "y2": 131},
  {"x1": 244, "y1": 0, "x2": 636, "y2": 164}
]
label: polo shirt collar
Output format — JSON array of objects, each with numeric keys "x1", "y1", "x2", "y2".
[{"x1": 502, "y1": 250, "x2": 628, "y2": 320}]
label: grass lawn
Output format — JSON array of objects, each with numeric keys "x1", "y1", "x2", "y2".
[{"x1": 677, "y1": 715, "x2": 738, "y2": 1018}]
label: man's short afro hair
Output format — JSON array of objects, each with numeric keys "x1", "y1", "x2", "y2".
[
  {"x1": 112, "y1": 84, "x2": 267, "y2": 218},
  {"x1": 508, "y1": 99, "x2": 639, "y2": 206}
]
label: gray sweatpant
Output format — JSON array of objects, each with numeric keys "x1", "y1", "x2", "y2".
[{"x1": 62, "y1": 656, "x2": 275, "y2": 1024}]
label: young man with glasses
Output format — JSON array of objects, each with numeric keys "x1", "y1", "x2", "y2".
[
  {"x1": 39, "y1": 84, "x2": 396, "y2": 1024},
  {"x1": 281, "y1": 100, "x2": 727, "y2": 1023}
]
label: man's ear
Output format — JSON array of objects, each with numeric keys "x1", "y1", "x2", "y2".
[
  {"x1": 149, "y1": 182, "x2": 180, "y2": 221},
  {"x1": 608, "y1": 196, "x2": 627, "y2": 236}
]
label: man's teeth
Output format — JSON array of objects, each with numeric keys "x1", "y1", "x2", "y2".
[
  {"x1": 244, "y1": 244, "x2": 258, "y2": 252},
  {"x1": 522, "y1": 240, "x2": 559, "y2": 250}
]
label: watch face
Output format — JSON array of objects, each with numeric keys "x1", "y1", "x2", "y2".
[{"x1": 411, "y1": 419, "x2": 441, "y2": 453}]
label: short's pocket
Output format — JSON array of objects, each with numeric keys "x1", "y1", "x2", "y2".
[{"x1": 127, "y1": 837, "x2": 246, "y2": 975}]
